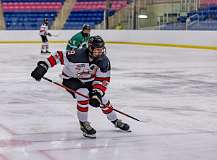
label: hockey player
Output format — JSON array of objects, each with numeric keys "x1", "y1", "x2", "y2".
[
  {"x1": 66, "y1": 24, "x2": 91, "y2": 51},
  {"x1": 31, "y1": 35, "x2": 130, "y2": 138},
  {"x1": 39, "y1": 18, "x2": 52, "y2": 54}
]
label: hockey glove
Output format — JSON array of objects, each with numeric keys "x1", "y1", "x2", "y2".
[
  {"x1": 47, "y1": 33, "x2": 52, "y2": 37},
  {"x1": 31, "y1": 61, "x2": 48, "y2": 81},
  {"x1": 89, "y1": 90, "x2": 102, "y2": 107}
]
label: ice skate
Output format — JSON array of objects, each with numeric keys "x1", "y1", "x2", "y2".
[
  {"x1": 79, "y1": 121, "x2": 96, "y2": 139},
  {"x1": 112, "y1": 119, "x2": 131, "y2": 132}
]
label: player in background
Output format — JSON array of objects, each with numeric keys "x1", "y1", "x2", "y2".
[
  {"x1": 31, "y1": 35, "x2": 130, "y2": 138},
  {"x1": 39, "y1": 18, "x2": 52, "y2": 54},
  {"x1": 66, "y1": 24, "x2": 91, "y2": 50}
]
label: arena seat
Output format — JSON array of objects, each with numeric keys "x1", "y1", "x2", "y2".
[
  {"x1": 1, "y1": 0, "x2": 129, "y2": 30},
  {"x1": 2, "y1": 0, "x2": 64, "y2": 30},
  {"x1": 64, "y1": 0, "x2": 128, "y2": 29}
]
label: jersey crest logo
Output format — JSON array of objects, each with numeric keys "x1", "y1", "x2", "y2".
[{"x1": 67, "y1": 50, "x2": 76, "y2": 56}]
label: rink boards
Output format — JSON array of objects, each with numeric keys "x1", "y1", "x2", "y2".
[{"x1": 0, "y1": 30, "x2": 217, "y2": 50}]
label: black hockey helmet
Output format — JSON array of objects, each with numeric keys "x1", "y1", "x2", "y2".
[
  {"x1": 44, "y1": 18, "x2": 48, "y2": 24},
  {"x1": 88, "y1": 35, "x2": 104, "y2": 49},
  {"x1": 88, "y1": 35, "x2": 106, "y2": 59},
  {"x1": 82, "y1": 24, "x2": 91, "y2": 31}
]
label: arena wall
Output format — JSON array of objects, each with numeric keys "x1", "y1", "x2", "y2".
[{"x1": 0, "y1": 30, "x2": 216, "y2": 50}]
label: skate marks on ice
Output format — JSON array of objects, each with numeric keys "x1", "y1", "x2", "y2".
[
  {"x1": 2, "y1": 120, "x2": 217, "y2": 152},
  {"x1": 122, "y1": 70, "x2": 217, "y2": 96},
  {"x1": 2, "y1": 124, "x2": 216, "y2": 160},
  {"x1": 0, "y1": 44, "x2": 217, "y2": 159}
]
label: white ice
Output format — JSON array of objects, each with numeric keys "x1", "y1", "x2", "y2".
[{"x1": 0, "y1": 43, "x2": 217, "y2": 160}]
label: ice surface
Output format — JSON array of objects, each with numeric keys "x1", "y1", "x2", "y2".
[{"x1": 0, "y1": 43, "x2": 217, "y2": 160}]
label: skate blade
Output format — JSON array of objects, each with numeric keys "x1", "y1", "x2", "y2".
[
  {"x1": 122, "y1": 129, "x2": 132, "y2": 133},
  {"x1": 82, "y1": 132, "x2": 96, "y2": 139},
  {"x1": 116, "y1": 128, "x2": 132, "y2": 133}
]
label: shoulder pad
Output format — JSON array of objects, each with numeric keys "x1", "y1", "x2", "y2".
[
  {"x1": 74, "y1": 32, "x2": 83, "y2": 38},
  {"x1": 96, "y1": 55, "x2": 111, "y2": 73}
]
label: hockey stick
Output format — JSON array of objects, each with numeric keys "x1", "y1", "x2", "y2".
[
  {"x1": 51, "y1": 33, "x2": 60, "y2": 37},
  {"x1": 42, "y1": 76, "x2": 142, "y2": 122},
  {"x1": 47, "y1": 33, "x2": 59, "y2": 37},
  {"x1": 51, "y1": 34, "x2": 59, "y2": 37}
]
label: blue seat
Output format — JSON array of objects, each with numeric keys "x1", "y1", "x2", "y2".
[
  {"x1": 64, "y1": 9, "x2": 105, "y2": 29},
  {"x1": 4, "y1": 11, "x2": 57, "y2": 30},
  {"x1": 2, "y1": 0, "x2": 64, "y2": 3},
  {"x1": 165, "y1": 4, "x2": 217, "y2": 30}
]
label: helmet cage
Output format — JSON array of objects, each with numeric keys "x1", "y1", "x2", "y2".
[{"x1": 88, "y1": 36, "x2": 106, "y2": 59}]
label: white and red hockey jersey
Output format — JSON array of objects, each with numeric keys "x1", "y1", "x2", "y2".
[
  {"x1": 39, "y1": 23, "x2": 48, "y2": 36},
  {"x1": 45, "y1": 48, "x2": 111, "y2": 94}
]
